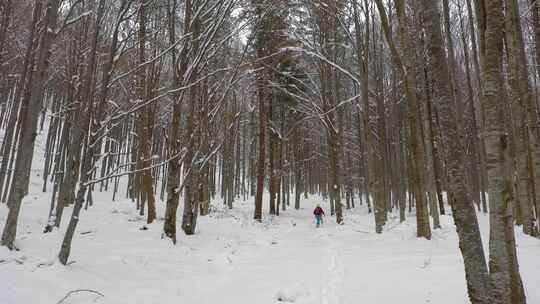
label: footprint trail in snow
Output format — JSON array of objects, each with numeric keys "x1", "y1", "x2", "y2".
[{"x1": 315, "y1": 228, "x2": 345, "y2": 304}]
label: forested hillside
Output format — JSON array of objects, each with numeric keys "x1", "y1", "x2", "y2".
[{"x1": 0, "y1": 0, "x2": 539, "y2": 303}]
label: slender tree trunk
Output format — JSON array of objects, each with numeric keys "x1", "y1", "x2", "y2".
[
  {"x1": 422, "y1": 1, "x2": 490, "y2": 303},
  {"x1": 476, "y1": 0, "x2": 526, "y2": 302},
  {"x1": 375, "y1": 0, "x2": 430, "y2": 239},
  {"x1": 163, "y1": 0, "x2": 188, "y2": 243},
  {"x1": 505, "y1": 0, "x2": 538, "y2": 237},
  {"x1": 58, "y1": 0, "x2": 107, "y2": 264},
  {"x1": 2, "y1": 0, "x2": 61, "y2": 249},
  {"x1": 135, "y1": 0, "x2": 156, "y2": 224}
]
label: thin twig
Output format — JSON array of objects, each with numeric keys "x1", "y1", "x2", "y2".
[{"x1": 56, "y1": 289, "x2": 104, "y2": 304}]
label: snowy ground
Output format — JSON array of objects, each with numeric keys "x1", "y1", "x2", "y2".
[
  {"x1": 1, "y1": 184, "x2": 539, "y2": 304},
  {"x1": 0, "y1": 129, "x2": 539, "y2": 304}
]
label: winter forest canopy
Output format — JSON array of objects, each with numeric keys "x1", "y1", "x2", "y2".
[{"x1": 0, "y1": 0, "x2": 540, "y2": 303}]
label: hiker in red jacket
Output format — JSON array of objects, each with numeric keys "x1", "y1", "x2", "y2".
[{"x1": 313, "y1": 204, "x2": 325, "y2": 228}]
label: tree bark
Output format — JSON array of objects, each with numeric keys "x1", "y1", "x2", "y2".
[
  {"x1": 476, "y1": 0, "x2": 526, "y2": 302},
  {"x1": 2, "y1": 0, "x2": 61, "y2": 249},
  {"x1": 422, "y1": 1, "x2": 490, "y2": 303},
  {"x1": 374, "y1": 0, "x2": 430, "y2": 239}
]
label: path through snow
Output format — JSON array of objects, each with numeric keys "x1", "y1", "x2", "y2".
[{"x1": 321, "y1": 233, "x2": 344, "y2": 304}]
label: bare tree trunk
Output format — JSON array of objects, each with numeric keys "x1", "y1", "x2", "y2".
[
  {"x1": 269, "y1": 93, "x2": 277, "y2": 215},
  {"x1": 2, "y1": 0, "x2": 61, "y2": 249},
  {"x1": 375, "y1": 0, "x2": 430, "y2": 239},
  {"x1": 58, "y1": 0, "x2": 107, "y2": 264},
  {"x1": 294, "y1": 122, "x2": 302, "y2": 210},
  {"x1": 0, "y1": 1, "x2": 38, "y2": 203},
  {"x1": 421, "y1": 1, "x2": 490, "y2": 303},
  {"x1": 135, "y1": 0, "x2": 156, "y2": 224},
  {"x1": 504, "y1": 0, "x2": 538, "y2": 237},
  {"x1": 252, "y1": 0, "x2": 286, "y2": 221},
  {"x1": 475, "y1": 0, "x2": 526, "y2": 302},
  {"x1": 353, "y1": 0, "x2": 378, "y2": 228},
  {"x1": 181, "y1": 9, "x2": 202, "y2": 236},
  {"x1": 163, "y1": 0, "x2": 189, "y2": 243},
  {"x1": 253, "y1": 68, "x2": 266, "y2": 222}
]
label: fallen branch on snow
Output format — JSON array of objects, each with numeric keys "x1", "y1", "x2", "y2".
[
  {"x1": 56, "y1": 289, "x2": 104, "y2": 304},
  {"x1": 354, "y1": 229, "x2": 370, "y2": 234}
]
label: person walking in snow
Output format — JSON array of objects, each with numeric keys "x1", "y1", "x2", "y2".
[{"x1": 313, "y1": 204, "x2": 325, "y2": 228}]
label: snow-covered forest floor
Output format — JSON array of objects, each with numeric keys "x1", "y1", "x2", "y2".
[{"x1": 0, "y1": 131, "x2": 539, "y2": 304}]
